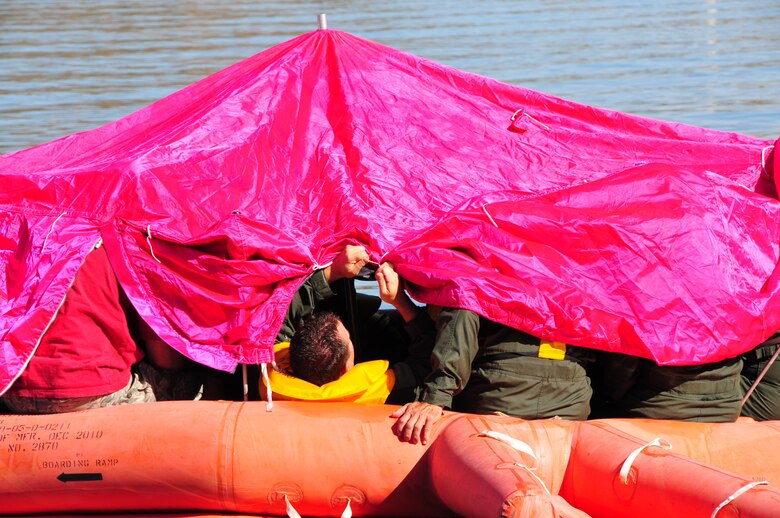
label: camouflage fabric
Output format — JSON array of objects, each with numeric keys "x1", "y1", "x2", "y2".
[{"x1": 2, "y1": 360, "x2": 203, "y2": 414}]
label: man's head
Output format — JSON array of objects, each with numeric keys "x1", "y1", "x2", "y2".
[{"x1": 289, "y1": 311, "x2": 355, "y2": 386}]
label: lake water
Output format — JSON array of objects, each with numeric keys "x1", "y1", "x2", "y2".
[{"x1": 1, "y1": 0, "x2": 778, "y2": 157}]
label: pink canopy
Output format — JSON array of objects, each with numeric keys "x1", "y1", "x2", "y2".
[{"x1": 1, "y1": 29, "x2": 779, "y2": 393}]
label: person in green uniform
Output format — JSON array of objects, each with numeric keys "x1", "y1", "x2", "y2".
[
  {"x1": 276, "y1": 244, "x2": 411, "y2": 365},
  {"x1": 286, "y1": 261, "x2": 436, "y2": 404},
  {"x1": 391, "y1": 308, "x2": 595, "y2": 445},
  {"x1": 276, "y1": 244, "x2": 372, "y2": 344},
  {"x1": 589, "y1": 351, "x2": 743, "y2": 423},
  {"x1": 268, "y1": 244, "x2": 434, "y2": 404}
]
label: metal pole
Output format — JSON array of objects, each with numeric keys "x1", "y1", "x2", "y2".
[{"x1": 317, "y1": 13, "x2": 327, "y2": 30}]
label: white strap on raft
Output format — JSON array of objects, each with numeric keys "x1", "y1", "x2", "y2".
[
  {"x1": 41, "y1": 211, "x2": 67, "y2": 253},
  {"x1": 479, "y1": 430, "x2": 538, "y2": 462},
  {"x1": 619, "y1": 437, "x2": 672, "y2": 484},
  {"x1": 711, "y1": 480, "x2": 768, "y2": 518},
  {"x1": 285, "y1": 494, "x2": 301, "y2": 518},
  {"x1": 341, "y1": 498, "x2": 353, "y2": 518},
  {"x1": 285, "y1": 494, "x2": 352, "y2": 518},
  {"x1": 261, "y1": 363, "x2": 274, "y2": 411},
  {"x1": 741, "y1": 344, "x2": 780, "y2": 406},
  {"x1": 479, "y1": 430, "x2": 538, "y2": 467},
  {"x1": 479, "y1": 430, "x2": 550, "y2": 494},
  {"x1": 146, "y1": 224, "x2": 162, "y2": 263}
]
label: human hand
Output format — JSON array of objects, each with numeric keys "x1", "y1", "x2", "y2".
[
  {"x1": 327, "y1": 245, "x2": 370, "y2": 282},
  {"x1": 377, "y1": 262, "x2": 418, "y2": 322},
  {"x1": 376, "y1": 262, "x2": 401, "y2": 304},
  {"x1": 390, "y1": 401, "x2": 444, "y2": 445}
]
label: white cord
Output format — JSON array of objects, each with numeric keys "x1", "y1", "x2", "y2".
[
  {"x1": 482, "y1": 204, "x2": 499, "y2": 228},
  {"x1": 524, "y1": 112, "x2": 550, "y2": 131},
  {"x1": 514, "y1": 463, "x2": 551, "y2": 495},
  {"x1": 762, "y1": 145, "x2": 774, "y2": 173},
  {"x1": 146, "y1": 225, "x2": 162, "y2": 263},
  {"x1": 41, "y1": 211, "x2": 67, "y2": 253},
  {"x1": 312, "y1": 260, "x2": 333, "y2": 271},
  {"x1": 261, "y1": 363, "x2": 274, "y2": 411},
  {"x1": 510, "y1": 108, "x2": 550, "y2": 130}
]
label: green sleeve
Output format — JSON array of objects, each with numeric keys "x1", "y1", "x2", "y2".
[
  {"x1": 420, "y1": 308, "x2": 480, "y2": 408},
  {"x1": 275, "y1": 270, "x2": 335, "y2": 343}
]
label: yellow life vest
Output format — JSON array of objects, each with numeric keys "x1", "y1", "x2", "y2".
[{"x1": 260, "y1": 342, "x2": 395, "y2": 405}]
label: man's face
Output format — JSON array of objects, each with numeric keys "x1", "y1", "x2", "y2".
[{"x1": 335, "y1": 319, "x2": 355, "y2": 372}]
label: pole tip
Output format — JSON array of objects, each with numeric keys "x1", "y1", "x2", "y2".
[{"x1": 317, "y1": 13, "x2": 328, "y2": 30}]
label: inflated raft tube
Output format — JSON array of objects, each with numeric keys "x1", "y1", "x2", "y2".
[
  {"x1": 0, "y1": 401, "x2": 451, "y2": 517},
  {"x1": 561, "y1": 420, "x2": 780, "y2": 517},
  {"x1": 2, "y1": 401, "x2": 780, "y2": 517},
  {"x1": 429, "y1": 414, "x2": 588, "y2": 517},
  {"x1": 597, "y1": 417, "x2": 780, "y2": 486},
  {"x1": 431, "y1": 413, "x2": 780, "y2": 518}
]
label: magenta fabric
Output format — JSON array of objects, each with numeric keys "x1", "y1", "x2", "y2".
[
  {"x1": 5, "y1": 245, "x2": 143, "y2": 398},
  {"x1": 1, "y1": 30, "x2": 778, "y2": 393}
]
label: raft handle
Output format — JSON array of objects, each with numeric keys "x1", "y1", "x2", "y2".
[
  {"x1": 478, "y1": 430, "x2": 554, "y2": 496},
  {"x1": 619, "y1": 437, "x2": 672, "y2": 485},
  {"x1": 285, "y1": 494, "x2": 301, "y2": 518},
  {"x1": 711, "y1": 480, "x2": 768, "y2": 518},
  {"x1": 479, "y1": 430, "x2": 538, "y2": 467}
]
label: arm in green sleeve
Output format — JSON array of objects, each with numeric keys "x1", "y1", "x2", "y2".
[{"x1": 421, "y1": 308, "x2": 480, "y2": 408}]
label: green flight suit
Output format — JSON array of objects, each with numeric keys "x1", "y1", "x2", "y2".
[
  {"x1": 596, "y1": 352, "x2": 743, "y2": 422},
  {"x1": 421, "y1": 308, "x2": 594, "y2": 420}
]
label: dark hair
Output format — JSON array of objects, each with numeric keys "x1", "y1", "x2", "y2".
[{"x1": 289, "y1": 312, "x2": 349, "y2": 386}]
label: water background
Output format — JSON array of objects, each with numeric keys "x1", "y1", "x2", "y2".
[{"x1": 1, "y1": 0, "x2": 778, "y2": 157}]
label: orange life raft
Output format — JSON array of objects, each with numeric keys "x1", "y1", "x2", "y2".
[{"x1": 1, "y1": 400, "x2": 779, "y2": 517}]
